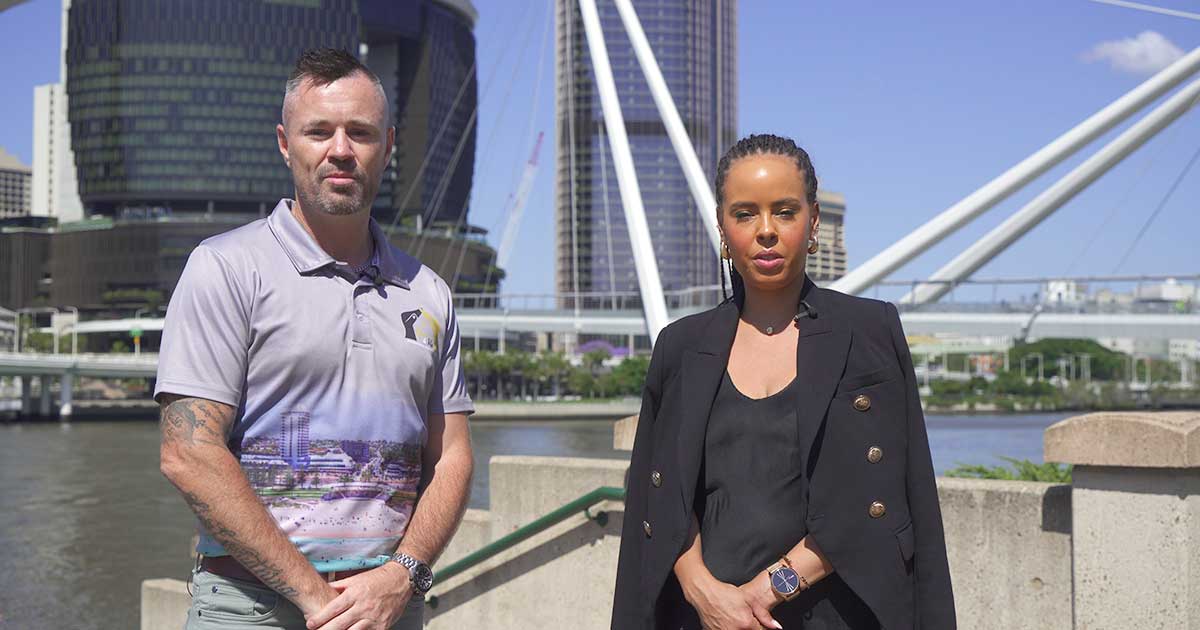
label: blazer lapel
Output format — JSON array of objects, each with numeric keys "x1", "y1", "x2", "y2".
[
  {"x1": 676, "y1": 301, "x2": 739, "y2": 516},
  {"x1": 793, "y1": 285, "x2": 851, "y2": 467}
]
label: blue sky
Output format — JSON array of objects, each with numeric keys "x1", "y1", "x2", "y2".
[{"x1": 2, "y1": 0, "x2": 1198, "y2": 302}]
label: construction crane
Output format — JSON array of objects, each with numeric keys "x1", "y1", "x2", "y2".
[{"x1": 495, "y1": 131, "x2": 544, "y2": 270}]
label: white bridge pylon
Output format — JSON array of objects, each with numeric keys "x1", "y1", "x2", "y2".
[
  {"x1": 576, "y1": 3, "x2": 1200, "y2": 341},
  {"x1": 903, "y1": 76, "x2": 1200, "y2": 304},
  {"x1": 576, "y1": 0, "x2": 722, "y2": 343},
  {"x1": 834, "y1": 46, "x2": 1200, "y2": 301}
]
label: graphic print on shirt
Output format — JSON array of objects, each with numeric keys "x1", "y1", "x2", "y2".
[
  {"x1": 400, "y1": 308, "x2": 442, "y2": 351},
  {"x1": 236, "y1": 410, "x2": 422, "y2": 565}
]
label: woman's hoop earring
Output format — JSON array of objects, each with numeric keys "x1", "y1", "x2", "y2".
[{"x1": 808, "y1": 239, "x2": 819, "y2": 255}]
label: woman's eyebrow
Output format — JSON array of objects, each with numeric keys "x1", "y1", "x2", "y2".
[
  {"x1": 771, "y1": 197, "x2": 805, "y2": 208},
  {"x1": 727, "y1": 200, "x2": 757, "y2": 211}
]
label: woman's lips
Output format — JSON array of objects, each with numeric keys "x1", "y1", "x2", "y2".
[{"x1": 752, "y1": 251, "x2": 784, "y2": 271}]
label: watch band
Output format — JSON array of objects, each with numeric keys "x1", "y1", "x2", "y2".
[
  {"x1": 767, "y1": 555, "x2": 807, "y2": 602},
  {"x1": 389, "y1": 552, "x2": 434, "y2": 595}
]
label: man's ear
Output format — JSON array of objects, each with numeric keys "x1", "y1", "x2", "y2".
[
  {"x1": 386, "y1": 126, "x2": 396, "y2": 162},
  {"x1": 277, "y1": 123, "x2": 290, "y2": 168}
]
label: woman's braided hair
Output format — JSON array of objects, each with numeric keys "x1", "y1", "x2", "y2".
[{"x1": 715, "y1": 133, "x2": 819, "y2": 303}]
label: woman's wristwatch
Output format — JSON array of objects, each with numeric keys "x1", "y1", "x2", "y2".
[{"x1": 767, "y1": 555, "x2": 809, "y2": 602}]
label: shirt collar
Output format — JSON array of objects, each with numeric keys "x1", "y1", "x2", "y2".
[{"x1": 267, "y1": 199, "x2": 412, "y2": 289}]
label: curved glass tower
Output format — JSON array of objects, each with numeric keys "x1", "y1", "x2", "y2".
[
  {"x1": 66, "y1": 0, "x2": 360, "y2": 216},
  {"x1": 65, "y1": 0, "x2": 477, "y2": 228}
]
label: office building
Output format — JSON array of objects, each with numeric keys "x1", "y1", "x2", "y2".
[
  {"x1": 39, "y1": 0, "x2": 494, "y2": 307},
  {"x1": 65, "y1": 0, "x2": 477, "y2": 226},
  {"x1": 32, "y1": 82, "x2": 84, "y2": 221},
  {"x1": 809, "y1": 190, "x2": 847, "y2": 284},
  {"x1": 0, "y1": 148, "x2": 32, "y2": 220},
  {"x1": 555, "y1": 0, "x2": 737, "y2": 303}
]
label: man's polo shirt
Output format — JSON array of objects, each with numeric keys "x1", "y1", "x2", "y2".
[{"x1": 155, "y1": 200, "x2": 473, "y2": 571}]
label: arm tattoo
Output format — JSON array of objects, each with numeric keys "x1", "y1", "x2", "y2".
[
  {"x1": 160, "y1": 397, "x2": 232, "y2": 448},
  {"x1": 181, "y1": 491, "x2": 299, "y2": 598}
]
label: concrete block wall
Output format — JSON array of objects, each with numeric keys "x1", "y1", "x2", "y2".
[
  {"x1": 140, "y1": 462, "x2": 1074, "y2": 630},
  {"x1": 938, "y1": 478, "x2": 1072, "y2": 630},
  {"x1": 427, "y1": 456, "x2": 628, "y2": 630}
]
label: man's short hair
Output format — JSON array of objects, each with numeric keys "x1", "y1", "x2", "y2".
[{"x1": 282, "y1": 48, "x2": 388, "y2": 125}]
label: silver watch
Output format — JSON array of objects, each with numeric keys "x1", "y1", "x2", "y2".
[{"x1": 390, "y1": 552, "x2": 434, "y2": 595}]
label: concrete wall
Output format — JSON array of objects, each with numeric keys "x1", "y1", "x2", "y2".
[
  {"x1": 938, "y1": 478, "x2": 1072, "y2": 630},
  {"x1": 140, "y1": 460, "x2": 1072, "y2": 630},
  {"x1": 427, "y1": 456, "x2": 628, "y2": 630}
]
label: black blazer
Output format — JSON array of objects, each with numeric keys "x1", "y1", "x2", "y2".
[{"x1": 612, "y1": 277, "x2": 956, "y2": 629}]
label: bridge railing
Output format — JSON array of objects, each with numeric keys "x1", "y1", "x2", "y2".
[{"x1": 455, "y1": 284, "x2": 725, "y2": 312}]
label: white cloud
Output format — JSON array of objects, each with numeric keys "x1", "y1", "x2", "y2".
[{"x1": 1083, "y1": 31, "x2": 1185, "y2": 75}]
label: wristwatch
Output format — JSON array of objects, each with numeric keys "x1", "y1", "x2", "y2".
[
  {"x1": 390, "y1": 552, "x2": 434, "y2": 595},
  {"x1": 767, "y1": 556, "x2": 807, "y2": 602}
]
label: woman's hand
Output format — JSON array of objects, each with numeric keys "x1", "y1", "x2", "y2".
[
  {"x1": 738, "y1": 570, "x2": 781, "y2": 623},
  {"x1": 682, "y1": 573, "x2": 781, "y2": 630}
]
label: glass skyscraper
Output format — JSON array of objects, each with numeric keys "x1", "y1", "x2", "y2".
[
  {"x1": 65, "y1": 0, "x2": 477, "y2": 228},
  {"x1": 555, "y1": 0, "x2": 737, "y2": 304}
]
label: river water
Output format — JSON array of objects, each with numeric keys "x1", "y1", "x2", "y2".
[{"x1": 0, "y1": 412, "x2": 1070, "y2": 629}]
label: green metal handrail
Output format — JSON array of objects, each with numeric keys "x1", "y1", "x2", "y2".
[{"x1": 427, "y1": 485, "x2": 625, "y2": 608}]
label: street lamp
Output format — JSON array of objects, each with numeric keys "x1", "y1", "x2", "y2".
[
  {"x1": 16, "y1": 306, "x2": 60, "y2": 354},
  {"x1": 1021, "y1": 352, "x2": 1044, "y2": 381},
  {"x1": 62, "y1": 306, "x2": 79, "y2": 356}
]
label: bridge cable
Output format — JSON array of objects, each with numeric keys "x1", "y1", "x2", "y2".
[
  {"x1": 438, "y1": 9, "x2": 540, "y2": 275},
  {"x1": 1063, "y1": 108, "x2": 1186, "y2": 275},
  {"x1": 1112, "y1": 138, "x2": 1200, "y2": 273},
  {"x1": 410, "y1": 2, "x2": 538, "y2": 261},
  {"x1": 475, "y1": 0, "x2": 554, "y2": 296},
  {"x1": 384, "y1": 1, "x2": 516, "y2": 238}
]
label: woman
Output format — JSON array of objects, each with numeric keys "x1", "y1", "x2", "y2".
[{"x1": 611, "y1": 134, "x2": 955, "y2": 630}]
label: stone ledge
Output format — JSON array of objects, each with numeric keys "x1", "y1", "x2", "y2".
[
  {"x1": 613, "y1": 414, "x2": 638, "y2": 450},
  {"x1": 1044, "y1": 411, "x2": 1200, "y2": 468},
  {"x1": 141, "y1": 578, "x2": 190, "y2": 630}
]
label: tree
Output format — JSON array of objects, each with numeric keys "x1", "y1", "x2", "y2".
[
  {"x1": 608, "y1": 355, "x2": 650, "y2": 397},
  {"x1": 18, "y1": 316, "x2": 55, "y2": 353},
  {"x1": 540, "y1": 352, "x2": 571, "y2": 398},
  {"x1": 1009, "y1": 338, "x2": 1124, "y2": 381}
]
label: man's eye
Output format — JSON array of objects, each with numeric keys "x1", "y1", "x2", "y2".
[{"x1": 306, "y1": 129, "x2": 330, "y2": 138}]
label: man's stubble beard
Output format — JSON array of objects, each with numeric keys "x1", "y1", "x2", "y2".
[{"x1": 294, "y1": 173, "x2": 380, "y2": 217}]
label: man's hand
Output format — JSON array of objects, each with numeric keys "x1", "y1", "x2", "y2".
[
  {"x1": 738, "y1": 571, "x2": 782, "y2": 628},
  {"x1": 306, "y1": 563, "x2": 413, "y2": 630}
]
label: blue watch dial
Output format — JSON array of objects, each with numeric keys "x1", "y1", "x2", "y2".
[{"x1": 771, "y1": 566, "x2": 801, "y2": 595}]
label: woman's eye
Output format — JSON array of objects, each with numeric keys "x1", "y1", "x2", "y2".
[{"x1": 777, "y1": 208, "x2": 796, "y2": 216}]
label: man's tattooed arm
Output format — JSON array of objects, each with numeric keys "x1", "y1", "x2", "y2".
[{"x1": 158, "y1": 395, "x2": 334, "y2": 614}]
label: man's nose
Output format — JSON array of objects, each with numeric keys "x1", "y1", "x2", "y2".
[{"x1": 329, "y1": 129, "x2": 354, "y2": 161}]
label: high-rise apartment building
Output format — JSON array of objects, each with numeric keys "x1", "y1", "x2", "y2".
[
  {"x1": 0, "y1": 148, "x2": 32, "y2": 220},
  {"x1": 555, "y1": 0, "x2": 737, "y2": 304},
  {"x1": 809, "y1": 190, "x2": 847, "y2": 283},
  {"x1": 32, "y1": 82, "x2": 83, "y2": 221}
]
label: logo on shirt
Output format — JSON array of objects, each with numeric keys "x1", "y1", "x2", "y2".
[{"x1": 401, "y1": 308, "x2": 441, "y2": 352}]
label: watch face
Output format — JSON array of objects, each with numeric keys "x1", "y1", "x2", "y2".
[
  {"x1": 771, "y1": 566, "x2": 800, "y2": 596},
  {"x1": 414, "y1": 564, "x2": 434, "y2": 592}
]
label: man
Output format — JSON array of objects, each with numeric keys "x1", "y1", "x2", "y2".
[{"x1": 156, "y1": 48, "x2": 474, "y2": 630}]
